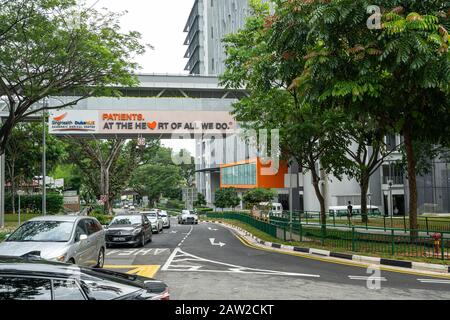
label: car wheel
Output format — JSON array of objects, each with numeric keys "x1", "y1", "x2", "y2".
[
  {"x1": 68, "y1": 258, "x2": 76, "y2": 265},
  {"x1": 95, "y1": 248, "x2": 105, "y2": 268}
]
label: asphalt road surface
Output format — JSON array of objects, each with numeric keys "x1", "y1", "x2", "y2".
[{"x1": 105, "y1": 217, "x2": 450, "y2": 300}]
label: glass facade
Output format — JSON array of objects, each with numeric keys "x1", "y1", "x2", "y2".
[
  {"x1": 221, "y1": 163, "x2": 257, "y2": 186},
  {"x1": 415, "y1": 161, "x2": 450, "y2": 214}
]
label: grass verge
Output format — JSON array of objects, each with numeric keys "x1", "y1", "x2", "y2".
[{"x1": 205, "y1": 218, "x2": 449, "y2": 265}]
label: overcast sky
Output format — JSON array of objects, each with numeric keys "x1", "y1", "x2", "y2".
[{"x1": 88, "y1": 0, "x2": 197, "y2": 154}]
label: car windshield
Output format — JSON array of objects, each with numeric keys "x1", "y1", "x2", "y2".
[
  {"x1": 159, "y1": 213, "x2": 167, "y2": 217},
  {"x1": 146, "y1": 213, "x2": 157, "y2": 220},
  {"x1": 110, "y1": 216, "x2": 141, "y2": 225},
  {"x1": 6, "y1": 221, "x2": 74, "y2": 243}
]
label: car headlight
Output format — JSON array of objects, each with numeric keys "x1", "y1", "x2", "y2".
[
  {"x1": 56, "y1": 254, "x2": 66, "y2": 262},
  {"x1": 132, "y1": 228, "x2": 142, "y2": 235}
]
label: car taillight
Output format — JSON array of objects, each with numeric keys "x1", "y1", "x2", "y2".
[{"x1": 152, "y1": 288, "x2": 170, "y2": 300}]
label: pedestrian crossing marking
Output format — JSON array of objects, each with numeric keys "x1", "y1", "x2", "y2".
[{"x1": 104, "y1": 265, "x2": 161, "y2": 278}]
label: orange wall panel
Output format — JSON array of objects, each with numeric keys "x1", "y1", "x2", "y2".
[
  {"x1": 257, "y1": 158, "x2": 288, "y2": 189},
  {"x1": 219, "y1": 158, "x2": 288, "y2": 189}
]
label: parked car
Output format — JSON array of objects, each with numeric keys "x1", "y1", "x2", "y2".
[
  {"x1": 159, "y1": 211, "x2": 171, "y2": 229},
  {"x1": 105, "y1": 214, "x2": 152, "y2": 248},
  {"x1": 143, "y1": 211, "x2": 164, "y2": 234},
  {"x1": 0, "y1": 216, "x2": 106, "y2": 268},
  {"x1": 179, "y1": 210, "x2": 199, "y2": 225},
  {"x1": 0, "y1": 256, "x2": 170, "y2": 300}
]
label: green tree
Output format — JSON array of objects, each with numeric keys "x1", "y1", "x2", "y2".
[
  {"x1": 130, "y1": 164, "x2": 183, "y2": 206},
  {"x1": 338, "y1": 115, "x2": 402, "y2": 222},
  {"x1": 214, "y1": 188, "x2": 241, "y2": 211},
  {"x1": 194, "y1": 193, "x2": 207, "y2": 207},
  {"x1": 51, "y1": 164, "x2": 82, "y2": 192},
  {"x1": 242, "y1": 188, "x2": 277, "y2": 210},
  {"x1": 221, "y1": 1, "x2": 349, "y2": 226},
  {"x1": 0, "y1": 0, "x2": 146, "y2": 154},
  {"x1": 5, "y1": 123, "x2": 66, "y2": 213},
  {"x1": 267, "y1": 0, "x2": 450, "y2": 231},
  {"x1": 66, "y1": 139, "x2": 159, "y2": 213}
]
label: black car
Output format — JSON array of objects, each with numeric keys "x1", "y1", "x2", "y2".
[
  {"x1": 0, "y1": 256, "x2": 169, "y2": 300},
  {"x1": 105, "y1": 214, "x2": 152, "y2": 248}
]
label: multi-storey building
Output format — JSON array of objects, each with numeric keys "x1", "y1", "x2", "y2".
[{"x1": 184, "y1": 0, "x2": 250, "y2": 76}]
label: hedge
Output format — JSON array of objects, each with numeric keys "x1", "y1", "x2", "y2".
[
  {"x1": 5, "y1": 193, "x2": 64, "y2": 215},
  {"x1": 91, "y1": 213, "x2": 113, "y2": 225}
]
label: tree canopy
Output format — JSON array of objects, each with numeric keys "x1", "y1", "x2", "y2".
[
  {"x1": 0, "y1": 0, "x2": 146, "y2": 154},
  {"x1": 222, "y1": 0, "x2": 449, "y2": 230}
]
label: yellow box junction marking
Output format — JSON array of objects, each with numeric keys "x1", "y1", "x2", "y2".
[{"x1": 104, "y1": 265, "x2": 160, "y2": 278}]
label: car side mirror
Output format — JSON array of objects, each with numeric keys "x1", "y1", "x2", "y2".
[
  {"x1": 79, "y1": 234, "x2": 88, "y2": 241},
  {"x1": 4, "y1": 234, "x2": 10, "y2": 240}
]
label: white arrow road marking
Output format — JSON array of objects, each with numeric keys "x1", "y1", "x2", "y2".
[
  {"x1": 170, "y1": 230, "x2": 178, "y2": 234},
  {"x1": 208, "y1": 227, "x2": 218, "y2": 231},
  {"x1": 161, "y1": 248, "x2": 320, "y2": 278},
  {"x1": 418, "y1": 279, "x2": 450, "y2": 284},
  {"x1": 349, "y1": 276, "x2": 387, "y2": 281},
  {"x1": 209, "y1": 238, "x2": 226, "y2": 247}
]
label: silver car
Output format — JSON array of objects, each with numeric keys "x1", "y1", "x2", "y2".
[
  {"x1": 143, "y1": 211, "x2": 164, "y2": 234},
  {"x1": 0, "y1": 216, "x2": 106, "y2": 268},
  {"x1": 159, "y1": 211, "x2": 171, "y2": 229}
]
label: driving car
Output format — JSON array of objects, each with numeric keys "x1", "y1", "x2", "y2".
[
  {"x1": 159, "y1": 211, "x2": 171, "y2": 229},
  {"x1": 0, "y1": 256, "x2": 170, "y2": 300},
  {"x1": 0, "y1": 216, "x2": 106, "y2": 268},
  {"x1": 179, "y1": 210, "x2": 199, "y2": 225},
  {"x1": 142, "y1": 211, "x2": 164, "y2": 234},
  {"x1": 105, "y1": 214, "x2": 152, "y2": 248}
]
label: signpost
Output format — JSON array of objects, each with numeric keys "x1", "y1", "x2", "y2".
[{"x1": 285, "y1": 173, "x2": 298, "y2": 241}]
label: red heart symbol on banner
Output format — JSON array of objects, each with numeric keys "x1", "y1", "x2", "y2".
[{"x1": 148, "y1": 121, "x2": 157, "y2": 130}]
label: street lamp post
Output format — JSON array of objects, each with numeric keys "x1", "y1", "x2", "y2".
[
  {"x1": 42, "y1": 109, "x2": 47, "y2": 216},
  {"x1": 388, "y1": 180, "x2": 393, "y2": 228}
]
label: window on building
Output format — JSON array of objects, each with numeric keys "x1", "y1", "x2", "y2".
[
  {"x1": 386, "y1": 134, "x2": 398, "y2": 152},
  {"x1": 382, "y1": 163, "x2": 404, "y2": 185},
  {"x1": 221, "y1": 163, "x2": 257, "y2": 186}
]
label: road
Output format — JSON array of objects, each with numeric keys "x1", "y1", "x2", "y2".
[{"x1": 105, "y1": 217, "x2": 450, "y2": 300}]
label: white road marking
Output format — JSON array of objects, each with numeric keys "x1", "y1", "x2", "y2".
[
  {"x1": 208, "y1": 227, "x2": 218, "y2": 231},
  {"x1": 161, "y1": 248, "x2": 320, "y2": 278},
  {"x1": 177, "y1": 226, "x2": 193, "y2": 247},
  {"x1": 349, "y1": 276, "x2": 387, "y2": 281},
  {"x1": 418, "y1": 279, "x2": 450, "y2": 284},
  {"x1": 209, "y1": 238, "x2": 226, "y2": 247},
  {"x1": 106, "y1": 248, "x2": 169, "y2": 257}
]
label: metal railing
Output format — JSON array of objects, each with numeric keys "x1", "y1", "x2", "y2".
[
  {"x1": 269, "y1": 211, "x2": 450, "y2": 234},
  {"x1": 206, "y1": 212, "x2": 450, "y2": 261}
]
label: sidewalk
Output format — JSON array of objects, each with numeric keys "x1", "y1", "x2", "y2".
[{"x1": 295, "y1": 222, "x2": 450, "y2": 238}]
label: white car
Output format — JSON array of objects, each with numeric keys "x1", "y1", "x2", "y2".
[
  {"x1": 159, "y1": 211, "x2": 171, "y2": 229},
  {"x1": 179, "y1": 210, "x2": 198, "y2": 225},
  {"x1": 143, "y1": 211, "x2": 164, "y2": 234}
]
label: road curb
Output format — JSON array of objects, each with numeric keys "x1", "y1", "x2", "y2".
[{"x1": 203, "y1": 220, "x2": 450, "y2": 274}]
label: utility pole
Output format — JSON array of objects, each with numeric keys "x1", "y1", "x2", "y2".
[{"x1": 42, "y1": 109, "x2": 47, "y2": 216}]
